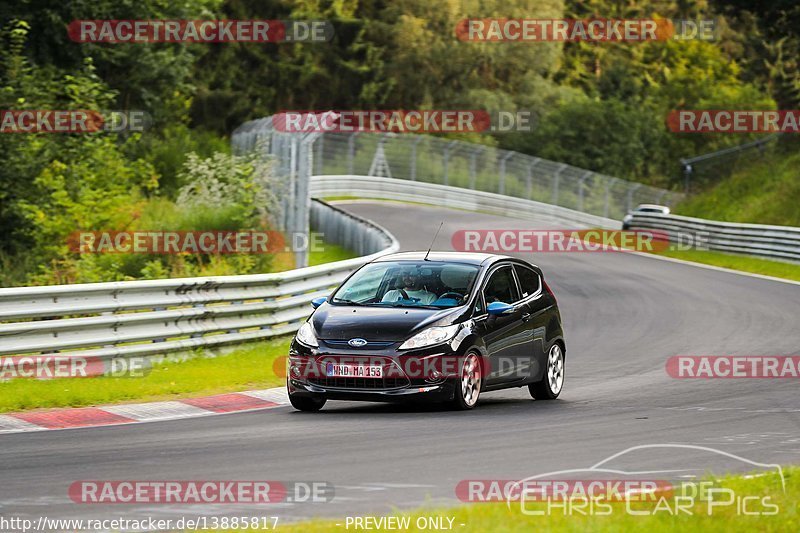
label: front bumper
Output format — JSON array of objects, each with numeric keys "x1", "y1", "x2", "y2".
[
  {"x1": 286, "y1": 337, "x2": 469, "y2": 403},
  {"x1": 288, "y1": 378, "x2": 457, "y2": 403}
]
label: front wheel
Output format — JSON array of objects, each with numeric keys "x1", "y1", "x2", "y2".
[
  {"x1": 289, "y1": 394, "x2": 326, "y2": 412},
  {"x1": 529, "y1": 343, "x2": 564, "y2": 400},
  {"x1": 451, "y1": 352, "x2": 482, "y2": 410}
]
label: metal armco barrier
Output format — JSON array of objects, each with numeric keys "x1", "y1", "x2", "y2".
[
  {"x1": 627, "y1": 212, "x2": 800, "y2": 262},
  {"x1": 309, "y1": 175, "x2": 619, "y2": 229},
  {"x1": 0, "y1": 200, "x2": 398, "y2": 360}
]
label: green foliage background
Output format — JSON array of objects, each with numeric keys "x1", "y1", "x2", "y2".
[{"x1": 1, "y1": 0, "x2": 796, "y2": 286}]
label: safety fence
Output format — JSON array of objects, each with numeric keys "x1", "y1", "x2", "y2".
[{"x1": 231, "y1": 118, "x2": 684, "y2": 267}]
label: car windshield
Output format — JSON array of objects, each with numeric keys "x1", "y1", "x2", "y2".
[{"x1": 330, "y1": 261, "x2": 480, "y2": 308}]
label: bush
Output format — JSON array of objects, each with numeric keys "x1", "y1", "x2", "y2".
[{"x1": 20, "y1": 150, "x2": 279, "y2": 286}]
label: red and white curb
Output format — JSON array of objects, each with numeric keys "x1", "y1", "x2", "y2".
[{"x1": 0, "y1": 387, "x2": 289, "y2": 434}]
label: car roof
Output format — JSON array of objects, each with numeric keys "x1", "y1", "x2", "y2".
[{"x1": 375, "y1": 251, "x2": 519, "y2": 267}]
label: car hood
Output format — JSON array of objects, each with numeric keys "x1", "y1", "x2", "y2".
[{"x1": 311, "y1": 304, "x2": 463, "y2": 342}]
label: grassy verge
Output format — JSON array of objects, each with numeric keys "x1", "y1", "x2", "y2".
[
  {"x1": 675, "y1": 149, "x2": 800, "y2": 227},
  {"x1": 309, "y1": 237, "x2": 358, "y2": 266},
  {"x1": 271, "y1": 231, "x2": 357, "y2": 271},
  {"x1": 576, "y1": 231, "x2": 800, "y2": 283},
  {"x1": 648, "y1": 248, "x2": 800, "y2": 282},
  {"x1": 273, "y1": 468, "x2": 798, "y2": 532},
  {"x1": 0, "y1": 337, "x2": 289, "y2": 413}
]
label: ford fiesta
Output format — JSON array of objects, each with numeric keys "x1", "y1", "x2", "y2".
[{"x1": 287, "y1": 252, "x2": 565, "y2": 411}]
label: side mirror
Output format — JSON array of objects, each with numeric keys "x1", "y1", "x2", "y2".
[
  {"x1": 311, "y1": 296, "x2": 327, "y2": 309},
  {"x1": 487, "y1": 301, "x2": 514, "y2": 316}
]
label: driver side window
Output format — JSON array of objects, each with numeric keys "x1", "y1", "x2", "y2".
[{"x1": 482, "y1": 266, "x2": 520, "y2": 305}]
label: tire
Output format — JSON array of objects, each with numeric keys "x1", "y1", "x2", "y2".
[
  {"x1": 451, "y1": 352, "x2": 482, "y2": 410},
  {"x1": 289, "y1": 394, "x2": 326, "y2": 412},
  {"x1": 529, "y1": 343, "x2": 565, "y2": 400}
]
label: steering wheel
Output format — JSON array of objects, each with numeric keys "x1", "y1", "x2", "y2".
[
  {"x1": 397, "y1": 288, "x2": 410, "y2": 300},
  {"x1": 439, "y1": 292, "x2": 463, "y2": 301}
]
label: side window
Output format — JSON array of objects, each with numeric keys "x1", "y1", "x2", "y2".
[
  {"x1": 514, "y1": 265, "x2": 540, "y2": 299},
  {"x1": 482, "y1": 266, "x2": 520, "y2": 305}
]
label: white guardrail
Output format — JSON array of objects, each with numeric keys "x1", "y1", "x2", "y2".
[
  {"x1": 626, "y1": 212, "x2": 800, "y2": 262},
  {"x1": 310, "y1": 175, "x2": 619, "y2": 229},
  {"x1": 0, "y1": 199, "x2": 398, "y2": 361}
]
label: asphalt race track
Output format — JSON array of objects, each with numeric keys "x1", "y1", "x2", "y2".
[{"x1": 1, "y1": 201, "x2": 799, "y2": 524}]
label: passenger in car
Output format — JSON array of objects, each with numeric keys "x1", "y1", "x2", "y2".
[{"x1": 381, "y1": 269, "x2": 437, "y2": 304}]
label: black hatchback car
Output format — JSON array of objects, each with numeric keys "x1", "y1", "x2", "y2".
[{"x1": 287, "y1": 252, "x2": 565, "y2": 410}]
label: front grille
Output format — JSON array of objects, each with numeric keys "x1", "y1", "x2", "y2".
[
  {"x1": 308, "y1": 376, "x2": 410, "y2": 390},
  {"x1": 322, "y1": 340, "x2": 396, "y2": 349}
]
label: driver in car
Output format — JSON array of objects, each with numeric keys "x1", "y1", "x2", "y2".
[{"x1": 381, "y1": 269, "x2": 437, "y2": 304}]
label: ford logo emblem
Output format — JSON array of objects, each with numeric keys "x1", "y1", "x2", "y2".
[{"x1": 348, "y1": 338, "x2": 368, "y2": 347}]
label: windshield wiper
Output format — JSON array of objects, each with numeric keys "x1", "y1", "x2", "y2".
[
  {"x1": 331, "y1": 298, "x2": 366, "y2": 306},
  {"x1": 389, "y1": 303, "x2": 440, "y2": 309}
]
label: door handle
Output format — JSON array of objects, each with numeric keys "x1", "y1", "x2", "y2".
[{"x1": 521, "y1": 313, "x2": 532, "y2": 322}]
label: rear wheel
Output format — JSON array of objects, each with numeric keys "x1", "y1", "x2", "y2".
[
  {"x1": 529, "y1": 343, "x2": 564, "y2": 400},
  {"x1": 451, "y1": 352, "x2": 482, "y2": 410},
  {"x1": 289, "y1": 394, "x2": 326, "y2": 412}
]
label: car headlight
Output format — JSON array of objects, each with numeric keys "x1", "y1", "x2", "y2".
[
  {"x1": 295, "y1": 322, "x2": 318, "y2": 347},
  {"x1": 399, "y1": 324, "x2": 460, "y2": 350}
]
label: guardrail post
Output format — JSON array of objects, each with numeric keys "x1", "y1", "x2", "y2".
[
  {"x1": 577, "y1": 171, "x2": 591, "y2": 212},
  {"x1": 551, "y1": 163, "x2": 566, "y2": 205},
  {"x1": 347, "y1": 133, "x2": 358, "y2": 175},
  {"x1": 294, "y1": 134, "x2": 317, "y2": 268},
  {"x1": 626, "y1": 183, "x2": 642, "y2": 212},
  {"x1": 604, "y1": 178, "x2": 617, "y2": 219},
  {"x1": 443, "y1": 140, "x2": 458, "y2": 186},
  {"x1": 469, "y1": 147, "x2": 483, "y2": 189},
  {"x1": 315, "y1": 134, "x2": 324, "y2": 174},
  {"x1": 498, "y1": 152, "x2": 513, "y2": 196},
  {"x1": 289, "y1": 136, "x2": 298, "y2": 236},
  {"x1": 526, "y1": 158, "x2": 540, "y2": 200},
  {"x1": 681, "y1": 160, "x2": 692, "y2": 194},
  {"x1": 410, "y1": 136, "x2": 423, "y2": 181}
]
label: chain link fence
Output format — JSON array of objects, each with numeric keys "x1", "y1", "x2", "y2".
[
  {"x1": 233, "y1": 116, "x2": 684, "y2": 267},
  {"x1": 232, "y1": 116, "x2": 322, "y2": 267}
]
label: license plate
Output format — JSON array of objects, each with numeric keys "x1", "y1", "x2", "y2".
[{"x1": 326, "y1": 363, "x2": 383, "y2": 378}]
